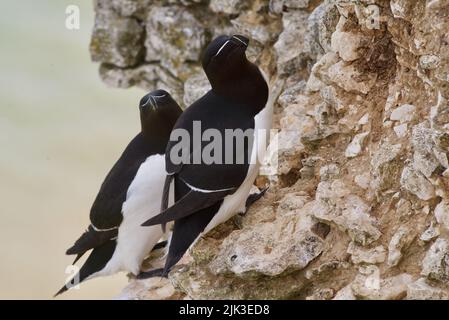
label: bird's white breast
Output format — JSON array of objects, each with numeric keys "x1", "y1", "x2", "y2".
[{"x1": 96, "y1": 154, "x2": 170, "y2": 277}]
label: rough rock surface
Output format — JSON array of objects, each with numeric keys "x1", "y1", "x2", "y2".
[{"x1": 91, "y1": 0, "x2": 449, "y2": 300}]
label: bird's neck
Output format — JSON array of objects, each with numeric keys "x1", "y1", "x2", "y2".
[
  {"x1": 211, "y1": 63, "x2": 269, "y2": 115},
  {"x1": 141, "y1": 115, "x2": 173, "y2": 150}
]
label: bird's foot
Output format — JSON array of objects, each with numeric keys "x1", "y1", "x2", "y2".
[
  {"x1": 136, "y1": 268, "x2": 167, "y2": 280},
  {"x1": 241, "y1": 187, "x2": 269, "y2": 216},
  {"x1": 151, "y1": 240, "x2": 168, "y2": 252}
]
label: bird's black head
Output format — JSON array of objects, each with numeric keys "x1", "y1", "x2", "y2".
[
  {"x1": 139, "y1": 89, "x2": 182, "y2": 138},
  {"x1": 201, "y1": 34, "x2": 250, "y2": 89},
  {"x1": 200, "y1": 34, "x2": 268, "y2": 112}
]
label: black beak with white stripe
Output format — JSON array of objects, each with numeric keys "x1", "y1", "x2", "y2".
[
  {"x1": 141, "y1": 34, "x2": 270, "y2": 278},
  {"x1": 56, "y1": 90, "x2": 182, "y2": 296}
]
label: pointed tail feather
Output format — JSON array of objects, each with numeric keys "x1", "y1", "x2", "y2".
[
  {"x1": 72, "y1": 252, "x2": 85, "y2": 265},
  {"x1": 54, "y1": 268, "x2": 83, "y2": 298},
  {"x1": 54, "y1": 283, "x2": 71, "y2": 297},
  {"x1": 55, "y1": 240, "x2": 117, "y2": 297},
  {"x1": 161, "y1": 203, "x2": 221, "y2": 275}
]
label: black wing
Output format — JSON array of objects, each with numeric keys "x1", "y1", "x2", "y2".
[
  {"x1": 142, "y1": 186, "x2": 232, "y2": 226},
  {"x1": 65, "y1": 225, "x2": 118, "y2": 256}
]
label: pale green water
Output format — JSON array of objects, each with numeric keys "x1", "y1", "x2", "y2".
[{"x1": 0, "y1": 1, "x2": 146, "y2": 299}]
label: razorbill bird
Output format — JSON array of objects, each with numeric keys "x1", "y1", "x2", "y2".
[
  {"x1": 55, "y1": 90, "x2": 182, "y2": 296},
  {"x1": 140, "y1": 34, "x2": 274, "y2": 277}
]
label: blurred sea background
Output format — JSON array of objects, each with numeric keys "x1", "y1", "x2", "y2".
[{"x1": 0, "y1": 1, "x2": 145, "y2": 299}]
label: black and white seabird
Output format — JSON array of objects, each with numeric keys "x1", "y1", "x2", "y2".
[
  {"x1": 55, "y1": 90, "x2": 182, "y2": 296},
  {"x1": 140, "y1": 35, "x2": 275, "y2": 277}
]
